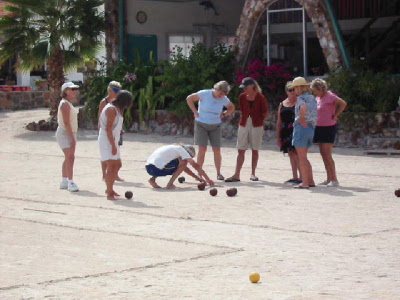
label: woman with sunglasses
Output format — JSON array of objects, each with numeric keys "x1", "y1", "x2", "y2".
[
  {"x1": 276, "y1": 81, "x2": 300, "y2": 184},
  {"x1": 186, "y1": 81, "x2": 235, "y2": 180},
  {"x1": 310, "y1": 78, "x2": 347, "y2": 187},
  {"x1": 56, "y1": 82, "x2": 80, "y2": 192}
]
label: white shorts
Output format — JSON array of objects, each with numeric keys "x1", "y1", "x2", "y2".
[
  {"x1": 236, "y1": 117, "x2": 264, "y2": 150},
  {"x1": 98, "y1": 133, "x2": 121, "y2": 162},
  {"x1": 56, "y1": 127, "x2": 77, "y2": 149}
]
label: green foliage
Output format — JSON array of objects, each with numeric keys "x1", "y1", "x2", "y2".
[
  {"x1": 326, "y1": 65, "x2": 400, "y2": 113},
  {"x1": 81, "y1": 51, "x2": 164, "y2": 127},
  {"x1": 156, "y1": 43, "x2": 238, "y2": 115}
]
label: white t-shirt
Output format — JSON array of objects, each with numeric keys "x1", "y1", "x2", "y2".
[{"x1": 146, "y1": 145, "x2": 192, "y2": 169}]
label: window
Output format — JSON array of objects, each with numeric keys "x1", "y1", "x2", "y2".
[
  {"x1": 169, "y1": 35, "x2": 203, "y2": 58},
  {"x1": 217, "y1": 36, "x2": 237, "y2": 50}
]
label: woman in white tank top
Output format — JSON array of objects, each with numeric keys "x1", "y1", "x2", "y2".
[
  {"x1": 56, "y1": 82, "x2": 80, "y2": 192},
  {"x1": 98, "y1": 90, "x2": 133, "y2": 200}
]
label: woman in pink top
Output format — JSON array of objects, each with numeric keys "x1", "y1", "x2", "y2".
[{"x1": 310, "y1": 78, "x2": 347, "y2": 187}]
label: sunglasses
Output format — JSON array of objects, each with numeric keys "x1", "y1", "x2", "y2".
[
  {"x1": 287, "y1": 89, "x2": 294, "y2": 92},
  {"x1": 71, "y1": 88, "x2": 78, "y2": 91}
]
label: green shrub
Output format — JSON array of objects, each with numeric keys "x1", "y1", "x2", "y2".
[
  {"x1": 156, "y1": 43, "x2": 238, "y2": 115},
  {"x1": 325, "y1": 64, "x2": 399, "y2": 113}
]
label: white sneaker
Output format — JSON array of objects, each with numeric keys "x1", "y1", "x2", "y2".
[
  {"x1": 60, "y1": 181, "x2": 68, "y2": 190},
  {"x1": 326, "y1": 181, "x2": 339, "y2": 187},
  {"x1": 319, "y1": 180, "x2": 330, "y2": 185},
  {"x1": 68, "y1": 181, "x2": 79, "y2": 192}
]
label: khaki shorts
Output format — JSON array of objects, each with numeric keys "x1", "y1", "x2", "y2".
[
  {"x1": 237, "y1": 117, "x2": 264, "y2": 150},
  {"x1": 194, "y1": 121, "x2": 222, "y2": 147}
]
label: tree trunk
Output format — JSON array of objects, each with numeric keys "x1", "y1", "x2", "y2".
[
  {"x1": 47, "y1": 45, "x2": 65, "y2": 120},
  {"x1": 105, "y1": 0, "x2": 120, "y2": 67}
]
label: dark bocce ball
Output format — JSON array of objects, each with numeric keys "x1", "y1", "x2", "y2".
[
  {"x1": 125, "y1": 191, "x2": 133, "y2": 199},
  {"x1": 395, "y1": 189, "x2": 400, "y2": 197},
  {"x1": 209, "y1": 188, "x2": 218, "y2": 196},
  {"x1": 226, "y1": 188, "x2": 237, "y2": 197},
  {"x1": 178, "y1": 176, "x2": 185, "y2": 183},
  {"x1": 198, "y1": 182, "x2": 206, "y2": 190}
]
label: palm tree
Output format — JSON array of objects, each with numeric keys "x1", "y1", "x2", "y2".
[{"x1": 0, "y1": 0, "x2": 105, "y2": 121}]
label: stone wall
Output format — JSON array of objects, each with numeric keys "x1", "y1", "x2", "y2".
[
  {"x1": 0, "y1": 91, "x2": 50, "y2": 111},
  {"x1": 79, "y1": 108, "x2": 400, "y2": 150}
]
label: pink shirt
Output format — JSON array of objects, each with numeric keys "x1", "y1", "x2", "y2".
[{"x1": 316, "y1": 91, "x2": 337, "y2": 126}]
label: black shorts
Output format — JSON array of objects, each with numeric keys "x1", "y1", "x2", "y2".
[{"x1": 313, "y1": 124, "x2": 337, "y2": 144}]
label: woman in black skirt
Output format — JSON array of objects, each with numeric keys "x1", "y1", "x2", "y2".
[{"x1": 276, "y1": 82, "x2": 300, "y2": 184}]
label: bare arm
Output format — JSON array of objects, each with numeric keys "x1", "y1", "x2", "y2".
[
  {"x1": 221, "y1": 102, "x2": 235, "y2": 119},
  {"x1": 297, "y1": 103, "x2": 307, "y2": 127},
  {"x1": 97, "y1": 99, "x2": 106, "y2": 129},
  {"x1": 276, "y1": 103, "x2": 282, "y2": 145},
  {"x1": 186, "y1": 93, "x2": 200, "y2": 118},
  {"x1": 187, "y1": 158, "x2": 214, "y2": 186},
  {"x1": 333, "y1": 97, "x2": 347, "y2": 120},
  {"x1": 105, "y1": 107, "x2": 117, "y2": 155},
  {"x1": 60, "y1": 102, "x2": 76, "y2": 148}
]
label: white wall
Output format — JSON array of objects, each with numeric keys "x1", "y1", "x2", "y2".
[{"x1": 126, "y1": 0, "x2": 245, "y2": 60}]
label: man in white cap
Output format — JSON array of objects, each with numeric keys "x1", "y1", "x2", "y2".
[{"x1": 145, "y1": 144, "x2": 214, "y2": 189}]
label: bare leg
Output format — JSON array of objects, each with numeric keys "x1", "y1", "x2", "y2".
[
  {"x1": 148, "y1": 177, "x2": 161, "y2": 188},
  {"x1": 288, "y1": 149, "x2": 300, "y2": 180},
  {"x1": 197, "y1": 146, "x2": 207, "y2": 169},
  {"x1": 101, "y1": 161, "x2": 107, "y2": 181},
  {"x1": 230, "y1": 150, "x2": 245, "y2": 179},
  {"x1": 62, "y1": 147, "x2": 75, "y2": 180},
  {"x1": 105, "y1": 160, "x2": 120, "y2": 200},
  {"x1": 116, "y1": 159, "x2": 124, "y2": 181},
  {"x1": 318, "y1": 143, "x2": 337, "y2": 182},
  {"x1": 166, "y1": 160, "x2": 188, "y2": 189},
  {"x1": 251, "y1": 149, "x2": 259, "y2": 176},
  {"x1": 212, "y1": 146, "x2": 222, "y2": 177},
  {"x1": 294, "y1": 146, "x2": 314, "y2": 187}
]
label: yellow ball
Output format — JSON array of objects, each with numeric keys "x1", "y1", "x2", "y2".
[{"x1": 249, "y1": 272, "x2": 260, "y2": 283}]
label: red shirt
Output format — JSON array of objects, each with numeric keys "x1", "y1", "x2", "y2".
[{"x1": 238, "y1": 92, "x2": 268, "y2": 127}]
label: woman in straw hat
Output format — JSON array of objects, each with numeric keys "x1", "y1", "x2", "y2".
[
  {"x1": 289, "y1": 77, "x2": 317, "y2": 189},
  {"x1": 145, "y1": 144, "x2": 214, "y2": 189},
  {"x1": 310, "y1": 78, "x2": 347, "y2": 187}
]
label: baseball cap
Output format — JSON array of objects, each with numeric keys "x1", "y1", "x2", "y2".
[
  {"x1": 61, "y1": 82, "x2": 79, "y2": 92},
  {"x1": 239, "y1": 77, "x2": 256, "y2": 88},
  {"x1": 182, "y1": 145, "x2": 196, "y2": 158}
]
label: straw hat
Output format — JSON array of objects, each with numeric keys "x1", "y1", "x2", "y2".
[{"x1": 288, "y1": 77, "x2": 310, "y2": 88}]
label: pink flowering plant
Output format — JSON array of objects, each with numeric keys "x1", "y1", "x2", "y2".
[{"x1": 236, "y1": 59, "x2": 292, "y2": 108}]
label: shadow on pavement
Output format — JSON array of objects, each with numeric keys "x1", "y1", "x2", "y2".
[{"x1": 112, "y1": 200, "x2": 162, "y2": 209}]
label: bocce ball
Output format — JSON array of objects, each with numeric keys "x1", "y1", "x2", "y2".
[
  {"x1": 198, "y1": 182, "x2": 206, "y2": 190},
  {"x1": 125, "y1": 191, "x2": 133, "y2": 199},
  {"x1": 178, "y1": 176, "x2": 185, "y2": 183},
  {"x1": 226, "y1": 188, "x2": 237, "y2": 197},
  {"x1": 209, "y1": 188, "x2": 218, "y2": 196},
  {"x1": 395, "y1": 189, "x2": 400, "y2": 197},
  {"x1": 249, "y1": 272, "x2": 260, "y2": 283}
]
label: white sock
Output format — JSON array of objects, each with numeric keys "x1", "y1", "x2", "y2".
[
  {"x1": 61, "y1": 177, "x2": 68, "y2": 182},
  {"x1": 68, "y1": 179, "x2": 74, "y2": 184}
]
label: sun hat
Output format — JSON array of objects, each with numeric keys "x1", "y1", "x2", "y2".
[
  {"x1": 182, "y1": 145, "x2": 196, "y2": 158},
  {"x1": 288, "y1": 77, "x2": 310, "y2": 88},
  {"x1": 239, "y1": 77, "x2": 256, "y2": 88},
  {"x1": 61, "y1": 82, "x2": 79, "y2": 92}
]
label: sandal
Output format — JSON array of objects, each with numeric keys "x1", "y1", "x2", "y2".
[
  {"x1": 217, "y1": 174, "x2": 225, "y2": 180},
  {"x1": 250, "y1": 175, "x2": 259, "y2": 181},
  {"x1": 225, "y1": 177, "x2": 240, "y2": 182},
  {"x1": 293, "y1": 185, "x2": 309, "y2": 189}
]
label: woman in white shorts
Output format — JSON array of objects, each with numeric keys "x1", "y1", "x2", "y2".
[
  {"x1": 56, "y1": 82, "x2": 80, "y2": 192},
  {"x1": 225, "y1": 77, "x2": 268, "y2": 182},
  {"x1": 98, "y1": 90, "x2": 133, "y2": 200}
]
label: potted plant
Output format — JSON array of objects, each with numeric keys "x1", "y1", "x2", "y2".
[{"x1": 34, "y1": 78, "x2": 48, "y2": 91}]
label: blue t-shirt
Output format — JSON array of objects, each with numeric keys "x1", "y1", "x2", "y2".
[
  {"x1": 196, "y1": 89, "x2": 231, "y2": 124},
  {"x1": 295, "y1": 92, "x2": 317, "y2": 126}
]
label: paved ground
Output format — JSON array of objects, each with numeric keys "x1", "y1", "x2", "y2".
[{"x1": 0, "y1": 108, "x2": 399, "y2": 300}]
